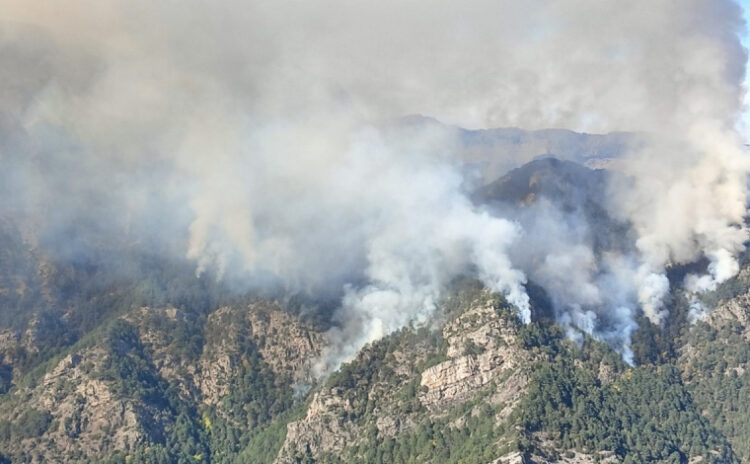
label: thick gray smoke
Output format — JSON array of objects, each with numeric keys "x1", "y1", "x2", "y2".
[{"x1": 1, "y1": 0, "x2": 748, "y2": 369}]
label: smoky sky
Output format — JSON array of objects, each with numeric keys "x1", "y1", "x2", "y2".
[{"x1": 1, "y1": 0, "x2": 748, "y2": 370}]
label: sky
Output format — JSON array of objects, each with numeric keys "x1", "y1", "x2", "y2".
[{"x1": 740, "y1": 0, "x2": 750, "y2": 134}]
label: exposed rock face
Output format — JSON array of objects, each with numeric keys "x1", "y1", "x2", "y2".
[
  {"x1": 124, "y1": 306, "x2": 202, "y2": 400},
  {"x1": 0, "y1": 330, "x2": 15, "y2": 353},
  {"x1": 276, "y1": 388, "x2": 358, "y2": 463},
  {"x1": 679, "y1": 289, "x2": 750, "y2": 370},
  {"x1": 0, "y1": 330, "x2": 19, "y2": 380},
  {"x1": 40, "y1": 351, "x2": 144, "y2": 455},
  {"x1": 246, "y1": 304, "x2": 324, "y2": 383},
  {"x1": 520, "y1": 434, "x2": 619, "y2": 464},
  {"x1": 421, "y1": 353, "x2": 503, "y2": 407},
  {"x1": 708, "y1": 291, "x2": 750, "y2": 340},
  {"x1": 21, "y1": 312, "x2": 73, "y2": 356},
  {"x1": 0, "y1": 300, "x2": 327, "y2": 463},
  {"x1": 500, "y1": 450, "x2": 617, "y2": 464},
  {"x1": 0, "y1": 348, "x2": 147, "y2": 463},
  {"x1": 276, "y1": 291, "x2": 535, "y2": 464},
  {"x1": 420, "y1": 303, "x2": 528, "y2": 409},
  {"x1": 199, "y1": 302, "x2": 324, "y2": 405},
  {"x1": 198, "y1": 306, "x2": 237, "y2": 404},
  {"x1": 492, "y1": 451, "x2": 526, "y2": 463},
  {"x1": 116, "y1": 302, "x2": 324, "y2": 406}
]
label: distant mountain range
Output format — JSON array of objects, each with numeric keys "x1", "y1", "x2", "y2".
[{"x1": 399, "y1": 115, "x2": 638, "y2": 183}]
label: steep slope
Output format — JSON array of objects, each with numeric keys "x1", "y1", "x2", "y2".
[
  {"x1": 474, "y1": 157, "x2": 610, "y2": 210},
  {"x1": 275, "y1": 286, "x2": 534, "y2": 463},
  {"x1": 473, "y1": 157, "x2": 632, "y2": 256},
  {"x1": 677, "y1": 268, "x2": 750, "y2": 462},
  {"x1": 269, "y1": 283, "x2": 737, "y2": 464},
  {"x1": 3, "y1": 275, "x2": 742, "y2": 464},
  {"x1": 0, "y1": 301, "x2": 324, "y2": 463}
]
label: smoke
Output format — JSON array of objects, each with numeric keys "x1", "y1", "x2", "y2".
[
  {"x1": 1, "y1": 0, "x2": 748, "y2": 368},
  {"x1": 614, "y1": 128, "x2": 750, "y2": 324}
]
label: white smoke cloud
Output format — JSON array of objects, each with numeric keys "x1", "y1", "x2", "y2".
[
  {"x1": 1, "y1": 0, "x2": 748, "y2": 367},
  {"x1": 635, "y1": 268, "x2": 671, "y2": 325}
]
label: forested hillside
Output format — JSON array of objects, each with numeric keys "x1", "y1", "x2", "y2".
[{"x1": 2, "y1": 266, "x2": 750, "y2": 463}]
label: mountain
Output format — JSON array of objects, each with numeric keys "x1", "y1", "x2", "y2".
[
  {"x1": 2, "y1": 278, "x2": 749, "y2": 464},
  {"x1": 1, "y1": 158, "x2": 750, "y2": 463},
  {"x1": 473, "y1": 157, "x2": 633, "y2": 257},
  {"x1": 474, "y1": 157, "x2": 609, "y2": 209},
  {"x1": 397, "y1": 115, "x2": 638, "y2": 184}
]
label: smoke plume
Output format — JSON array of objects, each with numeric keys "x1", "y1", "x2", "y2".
[{"x1": 1, "y1": 0, "x2": 748, "y2": 368}]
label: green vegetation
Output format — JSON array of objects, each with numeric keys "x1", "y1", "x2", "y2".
[
  {"x1": 318, "y1": 318, "x2": 739, "y2": 464},
  {"x1": 97, "y1": 316, "x2": 307, "y2": 464},
  {"x1": 201, "y1": 341, "x2": 298, "y2": 463},
  {"x1": 0, "y1": 365, "x2": 11, "y2": 395},
  {"x1": 680, "y1": 318, "x2": 750, "y2": 461},
  {"x1": 518, "y1": 360, "x2": 735, "y2": 463},
  {"x1": 7, "y1": 409, "x2": 53, "y2": 439},
  {"x1": 99, "y1": 320, "x2": 210, "y2": 463},
  {"x1": 513, "y1": 320, "x2": 738, "y2": 463},
  {"x1": 2, "y1": 264, "x2": 750, "y2": 463},
  {"x1": 334, "y1": 404, "x2": 514, "y2": 464}
]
